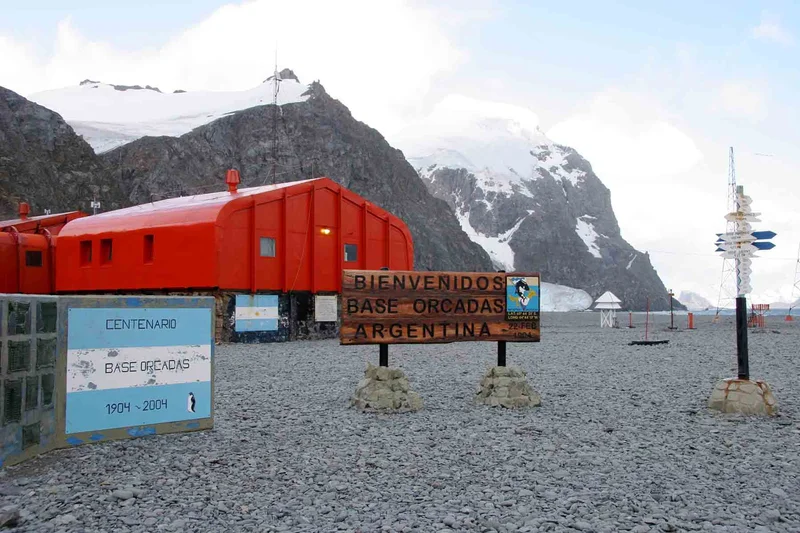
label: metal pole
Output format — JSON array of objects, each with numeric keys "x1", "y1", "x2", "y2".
[
  {"x1": 379, "y1": 265, "x2": 389, "y2": 367},
  {"x1": 736, "y1": 296, "x2": 749, "y2": 379},
  {"x1": 732, "y1": 187, "x2": 749, "y2": 380},
  {"x1": 497, "y1": 269, "x2": 507, "y2": 367},
  {"x1": 379, "y1": 344, "x2": 389, "y2": 368},
  {"x1": 670, "y1": 294, "x2": 674, "y2": 329},
  {"x1": 668, "y1": 290, "x2": 677, "y2": 330}
]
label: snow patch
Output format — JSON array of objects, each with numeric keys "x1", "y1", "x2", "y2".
[
  {"x1": 541, "y1": 282, "x2": 593, "y2": 312},
  {"x1": 455, "y1": 209, "x2": 532, "y2": 270},
  {"x1": 575, "y1": 216, "x2": 602, "y2": 259},
  {"x1": 532, "y1": 145, "x2": 586, "y2": 186},
  {"x1": 626, "y1": 254, "x2": 636, "y2": 270},
  {"x1": 29, "y1": 78, "x2": 309, "y2": 153}
]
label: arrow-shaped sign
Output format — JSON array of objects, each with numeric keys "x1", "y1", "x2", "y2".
[
  {"x1": 716, "y1": 241, "x2": 776, "y2": 252},
  {"x1": 716, "y1": 242, "x2": 762, "y2": 252},
  {"x1": 725, "y1": 212, "x2": 761, "y2": 222},
  {"x1": 717, "y1": 230, "x2": 777, "y2": 241},
  {"x1": 716, "y1": 233, "x2": 757, "y2": 244},
  {"x1": 718, "y1": 249, "x2": 758, "y2": 259},
  {"x1": 751, "y1": 230, "x2": 777, "y2": 240}
]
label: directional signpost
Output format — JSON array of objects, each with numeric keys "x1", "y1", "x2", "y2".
[
  {"x1": 713, "y1": 186, "x2": 776, "y2": 380},
  {"x1": 708, "y1": 184, "x2": 777, "y2": 415},
  {"x1": 708, "y1": 184, "x2": 778, "y2": 416}
]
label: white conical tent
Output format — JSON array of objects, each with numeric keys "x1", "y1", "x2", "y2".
[{"x1": 594, "y1": 291, "x2": 622, "y2": 327}]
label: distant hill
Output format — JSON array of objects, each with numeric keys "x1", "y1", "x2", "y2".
[{"x1": 678, "y1": 291, "x2": 714, "y2": 311}]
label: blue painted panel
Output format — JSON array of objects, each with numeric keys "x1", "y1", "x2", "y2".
[
  {"x1": 235, "y1": 294, "x2": 279, "y2": 308},
  {"x1": 235, "y1": 294, "x2": 279, "y2": 332},
  {"x1": 65, "y1": 381, "x2": 211, "y2": 434},
  {"x1": 68, "y1": 308, "x2": 211, "y2": 350},
  {"x1": 235, "y1": 318, "x2": 279, "y2": 332}
]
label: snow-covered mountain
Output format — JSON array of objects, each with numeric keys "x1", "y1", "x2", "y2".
[
  {"x1": 394, "y1": 95, "x2": 678, "y2": 311},
  {"x1": 767, "y1": 297, "x2": 800, "y2": 309},
  {"x1": 677, "y1": 290, "x2": 714, "y2": 311},
  {"x1": 29, "y1": 69, "x2": 309, "y2": 153},
  {"x1": 16, "y1": 76, "x2": 671, "y2": 309}
]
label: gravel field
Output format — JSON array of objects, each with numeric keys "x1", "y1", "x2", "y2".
[{"x1": 2, "y1": 312, "x2": 799, "y2": 532}]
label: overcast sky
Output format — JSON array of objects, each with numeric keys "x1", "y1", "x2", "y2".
[{"x1": 1, "y1": 0, "x2": 798, "y2": 305}]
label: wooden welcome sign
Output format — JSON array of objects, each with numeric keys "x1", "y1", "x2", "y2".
[{"x1": 340, "y1": 270, "x2": 541, "y2": 345}]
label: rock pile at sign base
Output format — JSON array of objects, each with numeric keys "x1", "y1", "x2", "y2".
[
  {"x1": 351, "y1": 364, "x2": 423, "y2": 412},
  {"x1": 475, "y1": 366, "x2": 541, "y2": 408},
  {"x1": 708, "y1": 378, "x2": 778, "y2": 416}
]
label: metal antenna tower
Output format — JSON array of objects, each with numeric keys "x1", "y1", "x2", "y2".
[
  {"x1": 788, "y1": 243, "x2": 800, "y2": 317},
  {"x1": 269, "y1": 46, "x2": 281, "y2": 184},
  {"x1": 714, "y1": 147, "x2": 738, "y2": 321}
]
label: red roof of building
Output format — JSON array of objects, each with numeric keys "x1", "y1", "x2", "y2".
[
  {"x1": 0, "y1": 211, "x2": 86, "y2": 234},
  {"x1": 59, "y1": 180, "x2": 319, "y2": 236}
]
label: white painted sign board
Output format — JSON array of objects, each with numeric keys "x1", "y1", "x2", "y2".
[
  {"x1": 315, "y1": 295, "x2": 338, "y2": 322},
  {"x1": 65, "y1": 307, "x2": 212, "y2": 434}
]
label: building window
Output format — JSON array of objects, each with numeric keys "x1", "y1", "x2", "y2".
[
  {"x1": 100, "y1": 239, "x2": 112, "y2": 265},
  {"x1": 80, "y1": 240, "x2": 92, "y2": 266},
  {"x1": 25, "y1": 250, "x2": 43, "y2": 267},
  {"x1": 344, "y1": 243, "x2": 358, "y2": 262},
  {"x1": 260, "y1": 237, "x2": 276, "y2": 257},
  {"x1": 143, "y1": 234, "x2": 154, "y2": 263}
]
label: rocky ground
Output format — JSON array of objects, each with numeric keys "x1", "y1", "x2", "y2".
[{"x1": 2, "y1": 312, "x2": 799, "y2": 532}]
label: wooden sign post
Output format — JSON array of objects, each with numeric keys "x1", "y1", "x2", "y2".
[{"x1": 341, "y1": 270, "x2": 541, "y2": 358}]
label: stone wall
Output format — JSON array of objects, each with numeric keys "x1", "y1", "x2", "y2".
[
  {"x1": 0, "y1": 295, "x2": 58, "y2": 467},
  {"x1": 1, "y1": 294, "x2": 215, "y2": 468}
]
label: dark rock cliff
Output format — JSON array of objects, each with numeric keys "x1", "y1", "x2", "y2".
[
  {"x1": 0, "y1": 87, "x2": 124, "y2": 218},
  {"x1": 99, "y1": 82, "x2": 493, "y2": 272}
]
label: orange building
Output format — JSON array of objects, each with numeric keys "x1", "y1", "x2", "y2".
[
  {"x1": 54, "y1": 175, "x2": 414, "y2": 342},
  {"x1": 0, "y1": 205, "x2": 86, "y2": 294}
]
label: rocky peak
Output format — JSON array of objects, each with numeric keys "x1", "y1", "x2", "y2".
[
  {"x1": 78, "y1": 79, "x2": 162, "y2": 93},
  {"x1": 264, "y1": 68, "x2": 300, "y2": 84}
]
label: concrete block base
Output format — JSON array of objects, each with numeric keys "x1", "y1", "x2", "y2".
[
  {"x1": 475, "y1": 366, "x2": 541, "y2": 408},
  {"x1": 708, "y1": 378, "x2": 778, "y2": 416},
  {"x1": 351, "y1": 364, "x2": 422, "y2": 413}
]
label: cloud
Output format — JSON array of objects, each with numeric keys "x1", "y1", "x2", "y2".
[
  {"x1": 751, "y1": 15, "x2": 795, "y2": 45},
  {"x1": 0, "y1": 0, "x2": 464, "y2": 134},
  {"x1": 406, "y1": 94, "x2": 541, "y2": 137},
  {"x1": 714, "y1": 81, "x2": 768, "y2": 120},
  {"x1": 546, "y1": 89, "x2": 703, "y2": 182}
]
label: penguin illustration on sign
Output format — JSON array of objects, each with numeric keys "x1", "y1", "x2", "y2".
[
  {"x1": 505, "y1": 275, "x2": 540, "y2": 321},
  {"x1": 187, "y1": 392, "x2": 196, "y2": 413}
]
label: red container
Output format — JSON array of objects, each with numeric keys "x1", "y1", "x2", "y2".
[
  {"x1": 0, "y1": 211, "x2": 86, "y2": 294},
  {"x1": 56, "y1": 178, "x2": 414, "y2": 294}
]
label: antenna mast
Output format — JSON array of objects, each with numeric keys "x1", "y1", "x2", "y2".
[
  {"x1": 269, "y1": 46, "x2": 281, "y2": 184},
  {"x1": 714, "y1": 147, "x2": 738, "y2": 321},
  {"x1": 788, "y1": 243, "x2": 800, "y2": 319}
]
